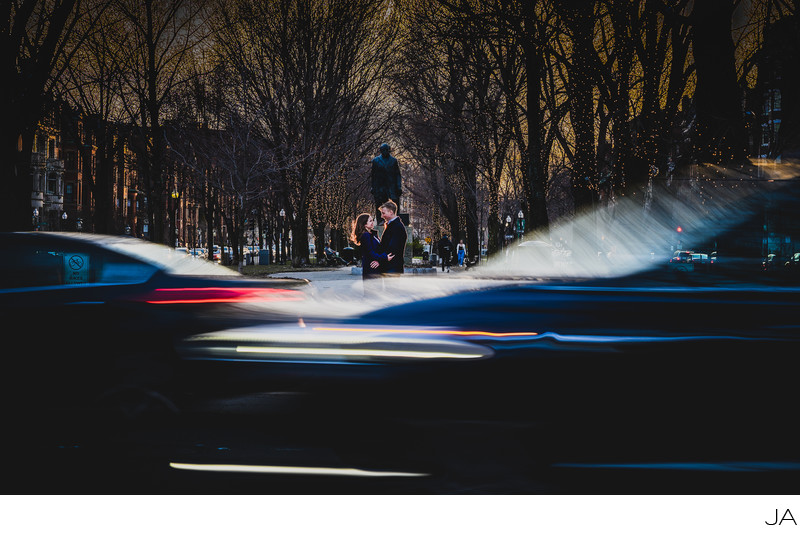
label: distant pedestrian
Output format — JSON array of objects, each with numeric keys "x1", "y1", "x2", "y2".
[
  {"x1": 457, "y1": 239, "x2": 466, "y2": 267},
  {"x1": 437, "y1": 235, "x2": 453, "y2": 272}
]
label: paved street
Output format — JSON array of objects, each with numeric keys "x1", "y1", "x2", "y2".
[
  {"x1": 264, "y1": 265, "x2": 473, "y2": 311},
  {"x1": 267, "y1": 265, "x2": 366, "y2": 292},
  {"x1": 266, "y1": 264, "x2": 449, "y2": 286}
]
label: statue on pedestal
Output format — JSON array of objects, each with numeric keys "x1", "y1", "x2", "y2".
[{"x1": 370, "y1": 143, "x2": 402, "y2": 214}]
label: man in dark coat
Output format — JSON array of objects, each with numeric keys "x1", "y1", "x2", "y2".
[{"x1": 378, "y1": 200, "x2": 406, "y2": 274}]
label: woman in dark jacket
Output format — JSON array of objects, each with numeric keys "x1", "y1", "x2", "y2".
[{"x1": 350, "y1": 213, "x2": 393, "y2": 280}]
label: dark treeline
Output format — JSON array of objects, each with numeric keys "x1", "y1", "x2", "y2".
[{"x1": 3, "y1": 0, "x2": 797, "y2": 263}]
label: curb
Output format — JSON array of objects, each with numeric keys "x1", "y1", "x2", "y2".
[{"x1": 351, "y1": 267, "x2": 438, "y2": 275}]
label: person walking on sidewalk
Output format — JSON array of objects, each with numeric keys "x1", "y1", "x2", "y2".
[
  {"x1": 437, "y1": 235, "x2": 453, "y2": 272},
  {"x1": 456, "y1": 239, "x2": 466, "y2": 267}
]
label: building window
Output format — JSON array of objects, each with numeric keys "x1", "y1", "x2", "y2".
[
  {"x1": 47, "y1": 173, "x2": 58, "y2": 195},
  {"x1": 48, "y1": 139, "x2": 55, "y2": 159},
  {"x1": 65, "y1": 151, "x2": 77, "y2": 171}
]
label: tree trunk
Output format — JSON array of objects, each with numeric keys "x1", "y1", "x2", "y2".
[
  {"x1": 522, "y1": 4, "x2": 549, "y2": 231},
  {"x1": 92, "y1": 121, "x2": 115, "y2": 234},
  {"x1": 558, "y1": 0, "x2": 597, "y2": 212},
  {"x1": 291, "y1": 209, "x2": 309, "y2": 267},
  {"x1": 610, "y1": 0, "x2": 634, "y2": 194},
  {"x1": 691, "y1": 0, "x2": 748, "y2": 164},
  {"x1": 2, "y1": 126, "x2": 35, "y2": 231},
  {"x1": 313, "y1": 219, "x2": 326, "y2": 263},
  {"x1": 2, "y1": 0, "x2": 78, "y2": 231}
]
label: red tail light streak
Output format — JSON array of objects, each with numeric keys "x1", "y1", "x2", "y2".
[{"x1": 140, "y1": 287, "x2": 304, "y2": 304}]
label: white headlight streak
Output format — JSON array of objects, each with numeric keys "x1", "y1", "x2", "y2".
[
  {"x1": 179, "y1": 323, "x2": 497, "y2": 363},
  {"x1": 169, "y1": 463, "x2": 428, "y2": 477},
  {"x1": 234, "y1": 345, "x2": 484, "y2": 359}
]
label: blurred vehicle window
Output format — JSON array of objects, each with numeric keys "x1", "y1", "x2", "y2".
[
  {"x1": 96, "y1": 257, "x2": 158, "y2": 284},
  {"x1": 0, "y1": 240, "x2": 158, "y2": 289},
  {"x1": 2, "y1": 246, "x2": 65, "y2": 288}
]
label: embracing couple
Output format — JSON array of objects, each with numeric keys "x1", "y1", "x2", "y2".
[{"x1": 350, "y1": 200, "x2": 406, "y2": 282}]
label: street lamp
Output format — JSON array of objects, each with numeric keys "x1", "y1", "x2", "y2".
[
  {"x1": 279, "y1": 208, "x2": 286, "y2": 264},
  {"x1": 61, "y1": 211, "x2": 68, "y2": 231},
  {"x1": 33, "y1": 208, "x2": 39, "y2": 231},
  {"x1": 517, "y1": 210, "x2": 524, "y2": 241},
  {"x1": 480, "y1": 227, "x2": 485, "y2": 264},
  {"x1": 171, "y1": 188, "x2": 180, "y2": 248}
]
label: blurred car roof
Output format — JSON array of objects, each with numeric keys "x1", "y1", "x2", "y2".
[{"x1": 3, "y1": 232, "x2": 240, "y2": 277}]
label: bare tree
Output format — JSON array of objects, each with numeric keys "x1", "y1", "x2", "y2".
[
  {"x1": 165, "y1": 67, "x2": 284, "y2": 268},
  {"x1": 393, "y1": 1, "x2": 536, "y2": 255},
  {"x1": 58, "y1": 4, "x2": 128, "y2": 234},
  {"x1": 392, "y1": 3, "x2": 469, "y2": 244},
  {"x1": 213, "y1": 0, "x2": 399, "y2": 266},
  {"x1": 110, "y1": 0, "x2": 210, "y2": 245},
  {"x1": 691, "y1": 0, "x2": 749, "y2": 164},
  {"x1": 2, "y1": 0, "x2": 109, "y2": 231}
]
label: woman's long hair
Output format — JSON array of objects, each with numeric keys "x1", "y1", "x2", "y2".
[{"x1": 350, "y1": 213, "x2": 371, "y2": 245}]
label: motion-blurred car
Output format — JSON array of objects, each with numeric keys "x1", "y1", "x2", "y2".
[
  {"x1": 169, "y1": 183, "x2": 800, "y2": 494},
  {"x1": 0, "y1": 231, "x2": 307, "y2": 422},
  {"x1": 170, "y1": 262, "x2": 800, "y2": 493},
  {"x1": 9, "y1": 179, "x2": 800, "y2": 495}
]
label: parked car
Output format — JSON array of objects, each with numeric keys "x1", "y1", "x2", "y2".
[
  {"x1": 762, "y1": 253, "x2": 782, "y2": 271},
  {"x1": 690, "y1": 252, "x2": 711, "y2": 271},
  {"x1": 786, "y1": 252, "x2": 800, "y2": 271},
  {"x1": 668, "y1": 250, "x2": 695, "y2": 271},
  {"x1": 666, "y1": 250, "x2": 715, "y2": 272}
]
